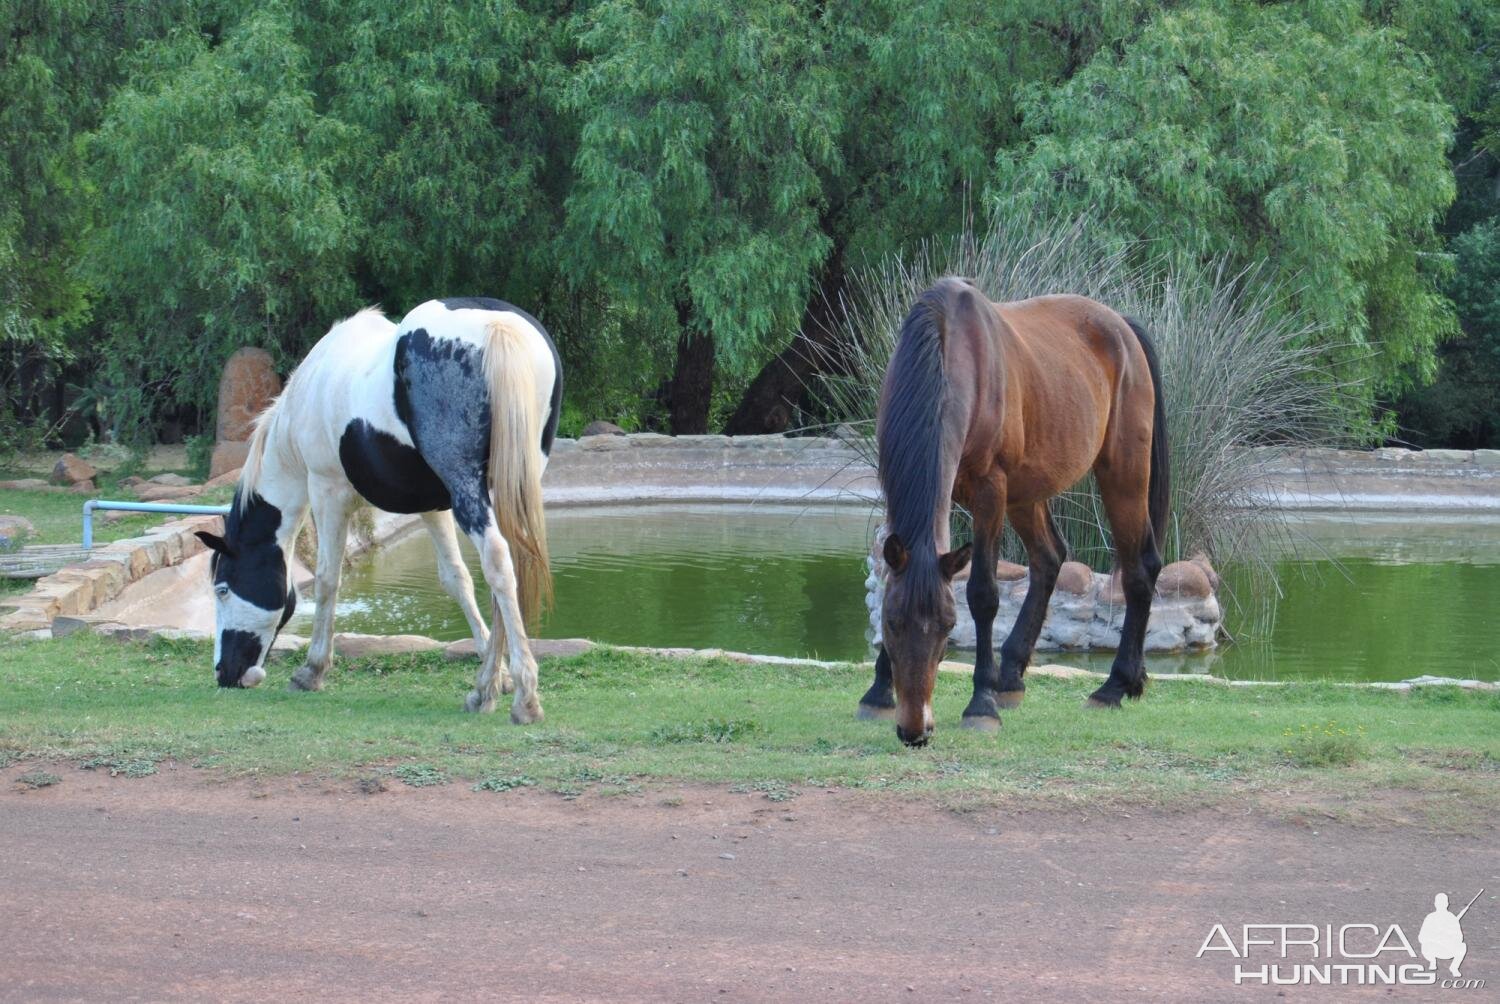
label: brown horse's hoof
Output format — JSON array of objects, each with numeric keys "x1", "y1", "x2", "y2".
[
  {"x1": 995, "y1": 690, "x2": 1025, "y2": 710},
  {"x1": 1084, "y1": 696, "x2": 1122, "y2": 710},
  {"x1": 960, "y1": 714, "x2": 1001, "y2": 733},
  {"x1": 855, "y1": 703, "x2": 897, "y2": 722}
]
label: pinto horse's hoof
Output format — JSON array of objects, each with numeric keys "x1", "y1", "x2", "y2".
[
  {"x1": 855, "y1": 703, "x2": 897, "y2": 722},
  {"x1": 960, "y1": 714, "x2": 1001, "y2": 733},
  {"x1": 1084, "y1": 694, "x2": 1122, "y2": 710},
  {"x1": 995, "y1": 690, "x2": 1025, "y2": 710},
  {"x1": 510, "y1": 699, "x2": 544, "y2": 726},
  {"x1": 464, "y1": 689, "x2": 497, "y2": 714},
  {"x1": 287, "y1": 666, "x2": 323, "y2": 692},
  {"x1": 499, "y1": 672, "x2": 515, "y2": 695}
]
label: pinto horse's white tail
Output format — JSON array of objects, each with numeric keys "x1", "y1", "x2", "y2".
[{"x1": 482, "y1": 316, "x2": 551, "y2": 626}]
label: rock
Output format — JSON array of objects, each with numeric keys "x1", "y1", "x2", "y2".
[
  {"x1": 148, "y1": 472, "x2": 194, "y2": 487},
  {"x1": 216, "y1": 347, "x2": 281, "y2": 443},
  {"x1": 333, "y1": 633, "x2": 444, "y2": 658},
  {"x1": 209, "y1": 441, "x2": 252, "y2": 480},
  {"x1": 444, "y1": 638, "x2": 480, "y2": 661},
  {"x1": 134, "y1": 484, "x2": 203, "y2": 503},
  {"x1": 1055, "y1": 561, "x2": 1094, "y2": 596},
  {"x1": 50, "y1": 615, "x2": 97, "y2": 639},
  {"x1": 0, "y1": 478, "x2": 52, "y2": 491},
  {"x1": 204, "y1": 468, "x2": 242, "y2": 489},
  {"x1": 1187, "y1": 552, "x2": 1220, "y2": 592},
  {"x1": 580, "y1": 420, "x2": 626, "y2": 437},
  {"x1": 1475, "y1": 450, "x2": 1500, "y2": 469},
  {"x1": 578, "y1": 434, "x2": 630, "y2": 452},
  {"x1": 536, "y1": 638, "x2": 594, "y2": 659},
  {"x1": 995, "y1": 560, "x2": 1028, "y2": 582},
  {"x1": 0, "y1": 514, "x2": 34, "y2": 548},
  {"x1": 1417, "y1": 449, "x2": 1473, "y2": 464},
  {"x1": 444, "y1": 636, "x2": 594, "y2": 661},
  {"x1": 1156, "y1": 560, "x2": 1214, "y2": 599},
  {"x1": 50, "y1": 453, "x2": 97, "y2": 487},
  {"x1": 68, "y1": 480, "x2": 97, "y2": 495}
]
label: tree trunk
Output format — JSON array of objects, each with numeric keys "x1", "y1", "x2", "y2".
[
  {"x1": 667, "y1": 300, "x2": 714, "y2": 435},
  {"x1": 724, "y1": 252, "x2": 847, "y2": 435}
]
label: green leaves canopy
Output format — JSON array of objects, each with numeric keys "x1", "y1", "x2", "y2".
[{"x1": 995, "y1": 0, "x2": 1457, "y2": 399}]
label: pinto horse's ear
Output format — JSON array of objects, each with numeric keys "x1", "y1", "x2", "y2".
[
  {"x1": 883, "y1": 534, "x2": 909, "y2": 574},
  {"x1": 939, "y1": 543, "x2": 972, "y2": 580},
  {"x1": 195, "y1": 531, "x2": 229, "y2": 554}
]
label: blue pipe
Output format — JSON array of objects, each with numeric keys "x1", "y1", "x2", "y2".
[{"x1": 82, "y1": 499, "x2": 231, "y2": 550}]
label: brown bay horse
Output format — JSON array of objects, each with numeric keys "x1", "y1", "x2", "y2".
[{"x1": 858, "y1": 277, "x2": 1169, "y2": 746}]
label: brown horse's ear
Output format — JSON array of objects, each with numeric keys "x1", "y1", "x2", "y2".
[
  {"x1": 883, "y1": 534, "x2": 909, "y2": 574},
  {"x1": 195, "y1": 531, "x2": 229, "y2": 554},
  {"x1": 939, "y1": 543, "x2": 972, "y2": 580}
]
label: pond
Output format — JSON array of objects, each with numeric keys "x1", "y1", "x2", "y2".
[{"x1": 291, "y1": 505, "x2": 1500, "y2": 684}]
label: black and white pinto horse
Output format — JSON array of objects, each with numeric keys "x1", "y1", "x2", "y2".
[{"x1": 195, "y1": 298, "x2": 562, "y2": 724}]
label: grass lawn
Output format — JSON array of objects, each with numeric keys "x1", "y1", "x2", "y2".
[{"x1": 3, "y1": 633, "x2": 1497, "y2": 824}]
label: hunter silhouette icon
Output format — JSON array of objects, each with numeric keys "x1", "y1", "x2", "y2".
[{"x1": 1420, "y1": 890, "x2": 1482, "y2": 977}]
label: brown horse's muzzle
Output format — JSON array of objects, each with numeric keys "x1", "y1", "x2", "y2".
[{"x1": 895, "y1": 701, "x2": 936, "y2": 747}]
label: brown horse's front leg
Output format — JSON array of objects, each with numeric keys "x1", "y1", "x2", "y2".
[
  {"x1": 856, "y1": 646, "x2": 897, "y2": 720},
  {"x1": 960, "y1": 476, "x2": 1008, "y2": 731}
]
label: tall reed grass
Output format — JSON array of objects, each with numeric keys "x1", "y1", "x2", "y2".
[{"x1": 812, "y1": 209, "x2": 1362, "y2": 633}]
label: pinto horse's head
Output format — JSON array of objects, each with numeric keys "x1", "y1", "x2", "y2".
[
  {"x1": 881, "y1": 533, "x2": 970, "y2": 746},
  {"x1": 195, "y1": 494, "x2": 295, "y2": 688}
]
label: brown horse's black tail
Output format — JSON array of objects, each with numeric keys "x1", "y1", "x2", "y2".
[{"x1": 1124, "y1": 317, "x2": 1170, "y2": 549}]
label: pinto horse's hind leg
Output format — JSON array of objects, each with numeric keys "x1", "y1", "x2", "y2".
[
  {"x1": 420, "y1": 510, "x2": 512, "y2": 694},
  {"x1": 463, "y1": 515, "x2": 543, "y2": 724},
  {"x1": 289, "y1": 483, "x2": 354, "y2": 692},
  {"x1": 1088, "y1": 466, "x2": 1162, "y2": 708}
]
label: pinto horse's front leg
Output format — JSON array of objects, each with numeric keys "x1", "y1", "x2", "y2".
[{"x1": 288, "y1": 486, "x2": 353, "y2": 693}]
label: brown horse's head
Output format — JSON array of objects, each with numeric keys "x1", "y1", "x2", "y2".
[{"x1": 881, "y1": 534, "x2": 970, "y2": 746}]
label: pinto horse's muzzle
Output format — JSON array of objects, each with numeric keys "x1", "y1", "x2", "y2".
[{"x1": 216, "y1": 630, "x2": 266, "y2": 688}]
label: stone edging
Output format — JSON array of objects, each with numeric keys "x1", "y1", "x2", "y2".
[
  {"x1": 0, "y1": 515, "x2": 222, "y2": 634},
  {"x1": 13, "y1": 622, "x2": 1496, "y2": 693}
]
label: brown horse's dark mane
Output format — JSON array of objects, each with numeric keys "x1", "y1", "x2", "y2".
[{"x1": 878, "y1": 281, "x2": 960, "y2": 614}]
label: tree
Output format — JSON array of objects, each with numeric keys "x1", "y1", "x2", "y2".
[
  {"x1": 725, "y1": 1, "x2": 1175, "y2": 434},
  {"x1": 0, "y1": 0, "x2": 191, "y2": 440},
  {"x1": 561, "y1": 0, "x2": 838, "y2": 433},
  {"x1": 993, "y1": 0, "x2": 1457, "y2": 415},
  {"x1": 84, "y1": 6, "x2": 363, "y2": 440}
]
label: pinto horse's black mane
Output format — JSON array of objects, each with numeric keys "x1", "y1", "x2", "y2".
[{"x1": 878, "y1": 282, "x2": 955, "y2": 614}]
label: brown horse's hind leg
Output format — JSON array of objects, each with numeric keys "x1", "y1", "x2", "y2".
[
  {"x1": 856, "y1": 646, "x2": 897, "y2": 720},
  {"x1": 994, "y1": 502, "x2": 1066, "y2": 705},
  {"x1": 960, "y1": 475, "x2": 1008, "y2": 731},
  {"x1": 1088, "y1": 467, "x2": 1162, "y2": 708}
]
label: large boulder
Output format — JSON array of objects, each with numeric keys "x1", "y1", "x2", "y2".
[
  {"x1": 50, "y1": 453, "x2": 97, "y2": 487},
  {"x1": 215, "y1": 347, "x2": 281, "y2": 443},
  {"x1": 209, "y1": 440, "x2": 252, "y2": 481}
]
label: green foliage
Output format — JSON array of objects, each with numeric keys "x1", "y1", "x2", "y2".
[
  {"x1": 994, "y1": 0, "x2": 1457, "y2": 411},
  {"x1": 562, "y1": 1, "x2": 838, "y2": 376},
  {"x1": 85, "y1": 6, "x2": 363, "y2": 440},
  {"x1": 0, "y1": 0, "x2": 1492, "y2": 443},
  {"x1": 1397, "y1": 220, "x2": 1500, "y2": 445}
]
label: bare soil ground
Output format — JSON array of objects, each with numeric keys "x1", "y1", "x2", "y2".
[{"x1": 2, "y1": 766, "x2": 1496, "y2": 1002}]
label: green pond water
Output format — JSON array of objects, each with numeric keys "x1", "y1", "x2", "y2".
[{"x1": 292, "y1": 506, "x2": 1500, "y2": 683}]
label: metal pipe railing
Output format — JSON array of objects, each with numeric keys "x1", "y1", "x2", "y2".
[{"x1": 82, "y1": 499, "x2": 231, "y2": 549}]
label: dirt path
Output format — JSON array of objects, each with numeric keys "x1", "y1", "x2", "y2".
[{"x1": 2, "y1": 767, "x2": 1495, "y2": 1002}]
